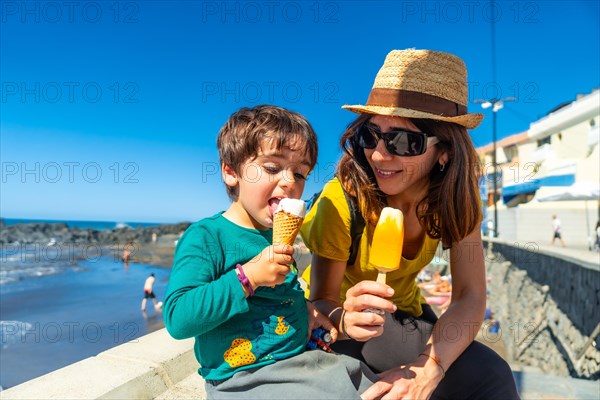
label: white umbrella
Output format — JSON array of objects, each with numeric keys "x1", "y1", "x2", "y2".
[
  {"x1": 536, "y1": 182, "x2": 600, "y2": 247},
  {"x1": 536, "y1": 182, "x2": 600, "y2": 202}
]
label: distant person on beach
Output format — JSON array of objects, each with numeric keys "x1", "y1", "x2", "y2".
[
  {"x1": 122, "y1": 240, "x2": 134, "y2": 263},
  {"x1": 141, "y1": 273, "x2": 162, "y2": 312},
  {"x1": 551, "y1": 214, "x2": 566, "y2": 247},
  {"x1": 174, "y1": 230, "x2": 184, "y2": 246},
  {"x1": 164, "y1": 105, "x2": 378, "y2": 399},
  {"x1": 151, "y1": 232, "x2": 158, "y2": 243},
  {"x1": 420, "y1": 271, "x2": 452, "y2": 313}
]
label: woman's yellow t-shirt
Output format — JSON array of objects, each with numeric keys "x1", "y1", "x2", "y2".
[{"x1": 300, "y1": 177, "x2": 439, "y2": 317}]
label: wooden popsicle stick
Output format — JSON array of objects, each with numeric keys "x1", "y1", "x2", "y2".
[
  {"x1": 363, "y1": 271, "x2": 388, "y2": 315},
  {"x1": 376, "y1": 271, "x2": 387, "y2": 284}
]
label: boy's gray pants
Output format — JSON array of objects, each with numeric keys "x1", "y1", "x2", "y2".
[{"x1": 205, "y1": 350, "x2": 379, "y2": 399}]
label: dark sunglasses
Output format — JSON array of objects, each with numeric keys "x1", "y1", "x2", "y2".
[{"x1": 354, "y1": 123, "x2": 440, "y2": 157}]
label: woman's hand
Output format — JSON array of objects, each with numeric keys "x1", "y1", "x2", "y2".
[
  {"x1": 342, "y1": 280, "x2": 397, "y2": 341},
  {"x1": 360, "y1": 356, "x2": 443, "y2": 400},
  {"x1": 306, "y1": 300, "x2": 338, "y2": 343}
]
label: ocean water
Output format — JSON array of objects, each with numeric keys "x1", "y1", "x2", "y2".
[
  {"x1": 2, "y1": 218, "x2": 161, "y2": 231},
  {"x1": 0, "y1": 244, "x2": 92, "y2": 285},
  {"x1": 0, "y1": 255, "x2": 169, "y2": 390},
  {"x1": 0, "y1": 218, "x2": 171, "y2": 389},
  {"x1": 0, "y1": 218, "x2": 163, "y2": 285}
]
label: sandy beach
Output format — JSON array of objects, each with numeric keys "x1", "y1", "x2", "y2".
[{"x1": 124, "y1": 234, "x2": 181, "y2": 268}]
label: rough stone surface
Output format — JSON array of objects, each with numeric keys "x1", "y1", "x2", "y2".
[
  {"x1": 485, "y1": 242, "x2": 600, "y2": 379},
  {"x1": 490, "y1": 241, "x2": 599, "y2": 335},
  {"x1": 0, "y1": 219, "x2": 191, "y2": 246},
  {"x1": 0, "y1": 219, "x2": 191, "y2": 267}
]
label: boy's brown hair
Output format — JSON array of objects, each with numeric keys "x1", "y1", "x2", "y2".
[{"x1": 217, "y1": 105, "x2": 318, "y2": 199}]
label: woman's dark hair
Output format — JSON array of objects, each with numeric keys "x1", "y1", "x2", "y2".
[{"x1": 337, "y1": 115, "x2": 482, "y2": 247}]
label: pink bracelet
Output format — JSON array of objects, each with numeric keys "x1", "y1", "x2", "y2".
[{"x1": 236, "y1": 264, "x2": 254, "y2": 296}]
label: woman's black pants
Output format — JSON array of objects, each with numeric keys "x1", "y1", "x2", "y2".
[{"x1": 331, "y1": 305, "x2": 520, "y2": 399}]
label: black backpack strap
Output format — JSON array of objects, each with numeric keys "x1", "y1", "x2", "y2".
[
  {"x1": 306, "y1": 190, "x2": 322, "y2": 212},
  {"x1": 305, "y1": 179, "x2": 365, "y2": 266},
  {"x1": 340, "y1": 186, "x2": 365, "y2": 266}
]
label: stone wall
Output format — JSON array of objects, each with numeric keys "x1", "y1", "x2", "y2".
[{"x1": 484, "y1": 240, "x2": 600, "y2": 379}]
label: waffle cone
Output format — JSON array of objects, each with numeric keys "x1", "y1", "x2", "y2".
[{"x1": 273, "y1": 211, "x2": 303, "y2": 246}]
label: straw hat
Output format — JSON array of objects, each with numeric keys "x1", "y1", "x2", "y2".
[{"x1": 343, "y1": 49, "x2": 484, "y2": 129}]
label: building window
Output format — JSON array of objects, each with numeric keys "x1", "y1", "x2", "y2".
[
  {"x1": 503, "y1": 145, "x2": 518, "y2": 162},
  {"x1": 537, "y1": 136, "x2": 551, "y2": 147}
]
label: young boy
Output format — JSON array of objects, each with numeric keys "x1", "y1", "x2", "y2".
[{"x1": 164, "y1": 105, "x2": 377, "y2": 399}]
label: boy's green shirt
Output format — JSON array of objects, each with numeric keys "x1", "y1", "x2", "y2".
[{"x1": 164, "y1": 213, "x2": 308, "y2": 381}]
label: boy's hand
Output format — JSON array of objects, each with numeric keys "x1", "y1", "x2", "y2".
[
  {"x1": 307, "y1": 300, "x2": 338, "y2": 344},
  {"x1": 243, "y1": 244, "x2": 294, "y2": 288}
]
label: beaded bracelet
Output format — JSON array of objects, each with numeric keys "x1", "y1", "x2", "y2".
[
  {"x1": 419, "y1": 352, "x2": 445, "y2": 379},
  {"x1": 341, "y1": 310, "x2": 354, "y2": 340},
  {"x1": 236, "y1": 264, "x2": 254, "y2": 297}
]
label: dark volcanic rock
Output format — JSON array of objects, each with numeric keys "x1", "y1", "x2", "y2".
[{"x1": 0, "y1": 219, "x2": 192, "y2": 245}]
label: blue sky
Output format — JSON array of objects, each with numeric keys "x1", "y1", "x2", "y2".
[{"x1": 1, "y1": 1, "x2": 599, "y2": 223}]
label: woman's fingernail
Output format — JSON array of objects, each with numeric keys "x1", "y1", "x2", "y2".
[
  {"x1": 387, "y1": 288, "x2": 394, "y2": 295},
  {"x1": 393, "y1": 305, "x2": 397, "y2": 311}
]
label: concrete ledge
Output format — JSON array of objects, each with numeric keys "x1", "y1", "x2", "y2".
[
  {"x1": 154, "y1": 373, "x2": 205, "y2": 399},
  {"x1": 512, "y1": 366, "x2": 600, "y2": 399},
  {"x1": 0, "y1": 329, "x2": 203, "y2": 400}
]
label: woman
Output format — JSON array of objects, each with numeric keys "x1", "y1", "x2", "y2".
[{"x1": 301, "y1": 49, "x2": 519, "y2": 399}]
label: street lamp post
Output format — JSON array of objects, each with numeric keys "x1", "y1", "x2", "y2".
[
  {"x1": 475, "y1": 97, "x2": 515, "y2": 238},
  {"x1": 491, "y1": 105, "x2": 499, "y2": 238}
]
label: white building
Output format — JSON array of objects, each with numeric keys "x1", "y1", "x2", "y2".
[{"x1": 477, "y1": 89, "x2": 599, "y2": 250}]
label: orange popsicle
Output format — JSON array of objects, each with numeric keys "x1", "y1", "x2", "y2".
[{"x1": 369, "y1": 207, "x2": 404, "y2": 284}]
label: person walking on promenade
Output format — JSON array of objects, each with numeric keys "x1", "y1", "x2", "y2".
[
  {"x1": 301, "y1": 49, "x2": 519, "y2": 399},
  {"x1": 141, "y1": 273, "x2": 162, "y2": 312},
  {"x1": 551, "y1": 214, "x2": 566, "y2": 247},
  {"x1": 594, "y1": 220, "x2": 600, "y2": 252}
]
